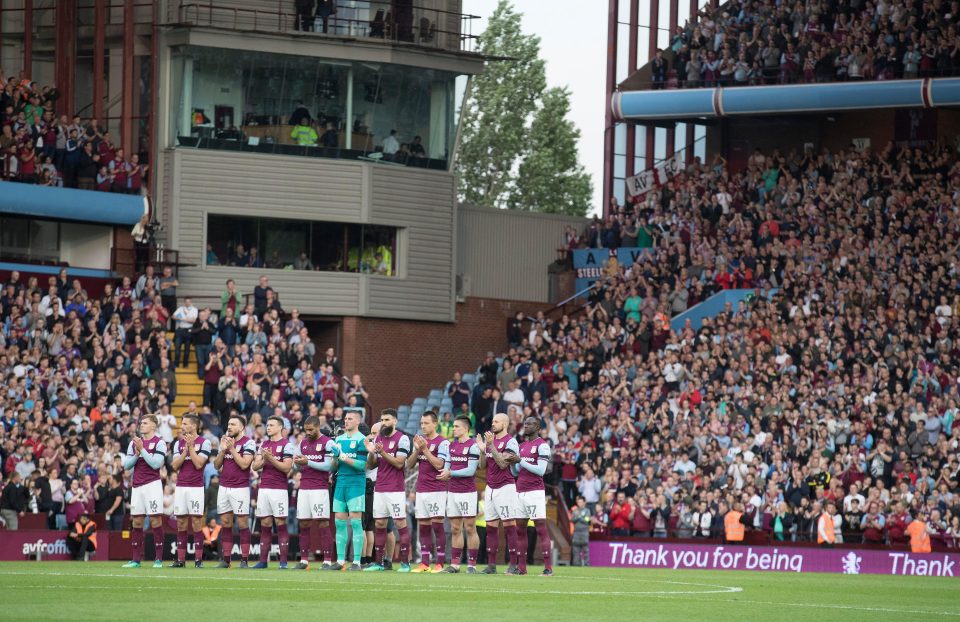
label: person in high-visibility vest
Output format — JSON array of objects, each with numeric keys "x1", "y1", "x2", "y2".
[
  {"x1": 817, "y1": 501, "x2": 837, "y2": 547},
  {"x1": 475, "y1": 496, "x2": 487, "y2": 565},
  {"x1": 67, "y1": 513, "x2": 98, "y2": 560},
  {"x1": 724, "y1": 502, "x2": 747, "y2": 543},
  {"x1": 202, "y1": 518, "x2": 222, "y2": 561},
  {"x1": 290, "y1": 120, "x2": 318, "y2": 146},
  {"x1": 906, "y1": 514, "x2": 932, "y2": 553}
]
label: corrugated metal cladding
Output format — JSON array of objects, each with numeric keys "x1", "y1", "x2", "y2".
[
  {"x1": 164, "y1": 149, "x2": 455, "y2": 321},
  {"x1": 456, "y1": 204, "x2": 587, "y2": 303}
]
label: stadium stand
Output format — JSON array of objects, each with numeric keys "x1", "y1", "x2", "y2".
[
  {"x1": 402, "y1": 139, "x2": 960, "y2": 549},
  {"x1": 0, "y1": 72, "x2": 144, "y2": 192},
  {"x1": 654, "y1": 0, "x2": 960, "y2": 88}
]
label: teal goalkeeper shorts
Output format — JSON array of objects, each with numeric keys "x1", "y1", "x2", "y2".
[{"x1": 332, "y1": 480, "x2": 366, "y2": 513}]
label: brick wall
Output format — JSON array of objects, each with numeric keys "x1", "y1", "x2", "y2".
[{"x1": 340, "y1": 296, "x2": 557, "y2": 413}]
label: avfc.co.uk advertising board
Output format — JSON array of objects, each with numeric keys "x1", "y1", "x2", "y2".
[{"x1": 590, "y1": 542, "x2": 960, "y2": 577}]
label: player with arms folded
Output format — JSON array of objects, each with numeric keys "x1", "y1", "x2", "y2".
[
  {"x1": 121, "y1": 415, "x2": 167, "y2": 568},
  {"x1": 331, "y1": 410, "x2": 368, "y2": 570},
  {"x1": 213, "y1": 413, "x2": 256, "y2": 568},
  {"x1": 364, "y1": 409, "x2": 413, "y2": 572},
  {"x1": 516, "y1": 415, "x2": 554, "y2": 576},
  {"x1": 252, "y1": 416, "x2": 296, "y2": 569},
  {"x1": 476, "y1": 412, "x2": 522, "y2": 575},
  {"x1": 441, "y1": 415, "x2": 482, "y2": 573},
  {"x1": 170, "y1": 414, "x2": 211, "y2": 568},
  {"x1": 407, "y1": 410, "x2": 451, "y2": 573},
  {"x1": 292, "y1": 415, "x2": 337, "y2": 570}
]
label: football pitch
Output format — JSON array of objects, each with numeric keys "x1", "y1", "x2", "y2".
[{"x1": 1, "y1": 562, "x2": 958, "y2": 621}]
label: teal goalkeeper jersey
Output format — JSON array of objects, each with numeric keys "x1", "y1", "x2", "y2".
[{"x1": 334, "y1": 432, "x2": 368, "y2": 483}]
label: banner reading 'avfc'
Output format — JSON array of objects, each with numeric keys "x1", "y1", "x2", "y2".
[{"x1": 589, "y1": 542, "x2": 960, "y2": 577}]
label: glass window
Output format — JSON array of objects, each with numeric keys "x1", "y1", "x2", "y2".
[
  {"x1": 170, "y1": 46, "x2": 462, "y2": 169},
  {"x1": 0, "y1": 217, "x2": 60, "y2": 263},
  {"x1": 206, "y1": 214, "x2": 398, "y2": 277}
]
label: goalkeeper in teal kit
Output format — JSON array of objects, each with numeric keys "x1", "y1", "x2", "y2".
[{"x1": 328, "y1": 410, "x2": 369, "y2": 571}]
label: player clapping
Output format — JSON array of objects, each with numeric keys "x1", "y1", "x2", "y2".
[
  {"x1": 252, "y1": 416, "x2": 296, "y2": 569},
  {"x1": 441, "y1": 415, "x2": 482, "y2": 573},
  {"x1": 407, "y1": 411, "x2": 451, "y2": 573},
  {"x1": 292, "y1": 416, "x2": 337, "y2": 570},
  {"x1": 169, "y1": 414, "x2": 211, "y2": 568}
]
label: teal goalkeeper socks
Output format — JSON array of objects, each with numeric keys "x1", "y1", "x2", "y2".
[
  {"x1": 350, "y1": 518, "x2": 364, "y2": 564},
  {"x1": 335, "y1": 519, "x2": 348, "y2": 563}
]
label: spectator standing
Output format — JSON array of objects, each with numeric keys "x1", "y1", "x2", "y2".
[
  {"x1": 0, "y1": 472, "x2": 28, "y2": 530},
  {"x1": 570, "y1": 496, "x2": 591, "y2": 566},
  {"x1": 172, "y1": 297, "x2": 199, "y2": 369}
]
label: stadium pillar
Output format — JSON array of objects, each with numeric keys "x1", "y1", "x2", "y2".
[
  {"x1": 54, "y1": 1, "x2": 76, "y2": 118},
  {"x1": 93, "y1": 0, "x2": 106, "y2": 124},
  {"x1": 625, "y1": 0, "x2": 638, "y2": 181},
  {"x1": 603, "y1": 0, "x2": 618, "y2": 215},
  {"x1": 666, "y1": 0, "x2": 678, "y2": 158},
  {"x1": 121, "y1": 0, "x2": 135, "y2": 157},
  {"x1": 23, "y1": 0, "x2": 32, "y2": 75},
  {"x1": 685, "y1": 0, "x2": 698, "y2": 165},
  {"x1": 148, "y1": 1, "x2": 158, "y2": 199},
  {"x1": 645, "y1": 0, "x2": 657, "y2": 165}
]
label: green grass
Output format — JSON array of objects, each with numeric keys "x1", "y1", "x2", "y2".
[{"x1": 1, "y1": 562, "x2": 958, "y2": 621}]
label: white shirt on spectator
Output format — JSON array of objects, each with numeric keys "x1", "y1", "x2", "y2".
[
  {"x1": 382, "y1": 134, "x2": 400, "y2": 155},
  {"x1": 662, "y1": 362, "x2": 683, "y2": 383},
  {"x1": 843, "y1": 492, "x2": 866, "y2": 512},
  {"x1": 935, "y1": 304, "x2": 952, "y2": 327},
  {"x1": 503, "y1": 387, "x2": 525, "y2": 406},
  {"x1": 173, "y1": 304, "x2": 198, "y2": 330}
]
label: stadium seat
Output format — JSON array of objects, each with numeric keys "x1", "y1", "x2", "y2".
[
  {"x1": 439, "y1": 398, "x2": 454, "y2": 413},
  {"x1": 412, "y1": 397, "x2": 427, "y2": 408},
  {"x1": 428, "y1": 389, "x2": 444, "y2": 400},
  {"x1": 462, "y1": 373, "x2": 477, "y2": 387}
]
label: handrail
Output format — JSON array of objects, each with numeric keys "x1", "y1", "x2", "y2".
[
  {"x1": 548, "y1": 484, "x2": 572, "y2": 545},
  {"x1": 172, "y1": 1, "x2": 480, "y2": 53}
]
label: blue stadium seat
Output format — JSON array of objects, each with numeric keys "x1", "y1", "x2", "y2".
[
  {"x1": 462, "y1": 373, "x2": 477, "y2": 387},
  {"x1": 397, "y1": 405, "x2": 411, "y2": 418},
  {"x1": 428, "y1": 389, "x2": 444, "y2": 400},
  {"x1": 412, "y1": 397, "x2": 427, "y2": 407},
  {"x1": 439, "y1": 398, "x2": 454, "y2": 412}
]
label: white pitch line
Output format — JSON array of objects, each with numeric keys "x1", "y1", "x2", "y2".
[
  {"x1": 5, "y1": 583, "x2": 736, "y2": 596},
  {"x1": 650, "y1": 592, "x2": 960, "y2": 617},
  {"x1": 0, "y1": 569, "x2": 743, "y2": 595}
]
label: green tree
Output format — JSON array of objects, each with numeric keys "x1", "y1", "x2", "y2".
[
  {"x1": 508, "y1": 86, "x2": 593, "y2": 216},
  {"x1": 456, "y1": 0, "x2": 545, "y2": 209}
]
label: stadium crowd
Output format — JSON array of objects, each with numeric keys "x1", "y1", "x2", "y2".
[
  {"x1": 475, "y1": 138, "x2": 960, "y2": 550},
  {"x1": 0, "y1": 268, "x2": 367, "y2": 535},
  {"x1": 1, "y1": 135, "x2": 958, "y2": 562},
  {"x1": 652, "y1": 0, "x2": 960, "y2": 88},
  {"x1": 0, "y1": 71, "x2": 146, "y2": 192}
]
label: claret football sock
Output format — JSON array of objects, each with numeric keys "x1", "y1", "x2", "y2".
[
  {"x1": 194, "y1": 530, "x2": 204, "y2": 563},
  {"x1": 152, "y1": 525, "x2": 164, "y2": 562},
  {"x1": 432, "y1": 522, "x2": 446, "y2": 565},
  {"x1": 516, "y1": 525, "x2": 528, "y2": 573},
  {"x1": 176, "y1": 530, "x2": 187, "y2": 563},
  {"x1": 505, "y1": 525, "x2": 518, "y2": 566},
  {"x1": 335, "y1": 519, "x2": 348, "y2": 563},
  {"x1": 350, "y1": 519, "x2": 364, "y2": 564},
  {"x1": 239, "y1": 527, "x2": 251, "y2": 561},
  {"x1": 277, "y1": 522, "x2": 289, "y2": 565},
  {"x1": 299, "y1": 525, "x2": 311, "y2": 562},
  {"x1": 320, "y1": 524, "x2": 334, "y2": 562},
  {"x1": 131, "y1": 527, "x2": 144, "y2": 563},
  {"x1": 220, "y1": 528, "x2": 234, "y2": 562},
  {"x1": 451, "y1": 546, "x2": 463, "y2": 567},
  {"x1": 418, "y1": 523, "x2": 432, "y2": 565},
  {"x1": 486, "y1": 526, "x2": 499, "y2": 566},
  {"x1": 535, "y1": 520, "x2": 553, "y2": 571},
  {"x1": 468, "y1": 548, "x2": 478, "y2": 567},
  {"x1": 374, "y1": 526, "x2": 387, "y2": 564},
  {"x1": 259, "y1": 526, "x2": 272, "y2": 563},
  {"x1": 397, "y1": 524, "x2": 411, "y2": 563}
]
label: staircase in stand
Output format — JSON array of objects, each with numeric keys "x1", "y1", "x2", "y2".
[{"x1": 166, "y1": 332, "x2": 204, "y2": 430}]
